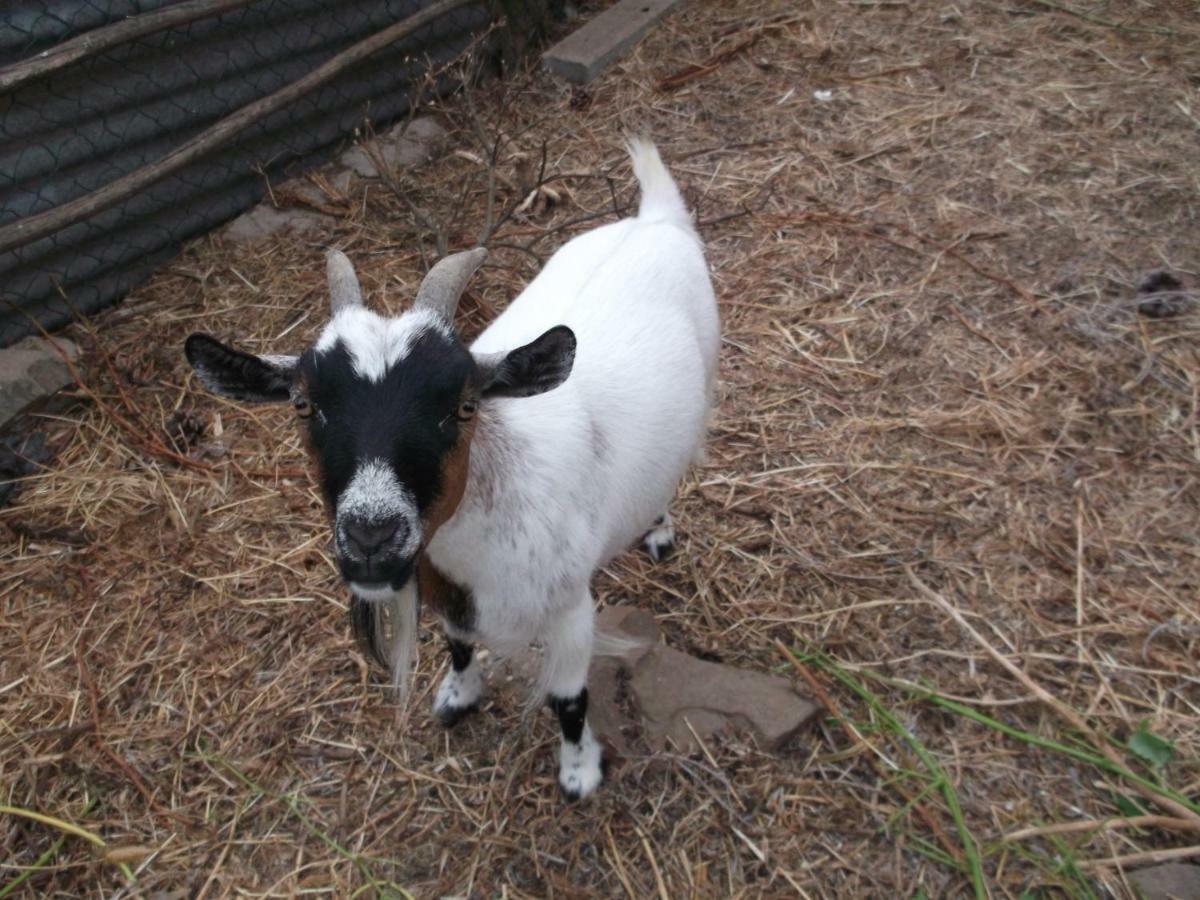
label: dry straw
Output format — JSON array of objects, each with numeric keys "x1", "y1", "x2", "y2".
[{"x1": 3, "y1": 0, "x2": 1199, "y2": 895}]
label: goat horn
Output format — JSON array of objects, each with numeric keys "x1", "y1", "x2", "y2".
[
  {"x1": 327, "y1": 249, "x2": 364, "y2": 315},
  {"x1": 414, "y1": 248, "x2": 488, "y2": 322}
]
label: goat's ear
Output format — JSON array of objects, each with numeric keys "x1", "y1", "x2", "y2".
[
  {"x1": 184, "y1": 334, "x2": 297, "y2": 402},
  {"x1": 475, "y1": 326, "x2": 576, "y2": 399}
]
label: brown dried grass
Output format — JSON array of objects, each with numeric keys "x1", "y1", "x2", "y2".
[{"x1": 3, "y1": 0, "x2": 1200, "y2": 896}]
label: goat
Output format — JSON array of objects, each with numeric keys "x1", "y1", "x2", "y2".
[{"x1": 183, "y1": 139, "x2": 719, "y2": 799}]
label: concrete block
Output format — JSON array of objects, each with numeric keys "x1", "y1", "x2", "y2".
[
  {"x1": 338, "y1": 116, "x2": 447, "y2": 179},
  {"x1": 0, "y1": 336, "x2": 79, "y2": 428},
  {"x1": 223, "y1": 205, "x2": 336, "y2": 242},
  {"x1": 542, "y1": 0, "x2": 683, "y2": 84}
]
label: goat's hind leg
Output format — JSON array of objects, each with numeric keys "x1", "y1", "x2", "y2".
[
  {"x1": 642, "y1": 510, "x2": 676, "y2": 562},
  {"x1": 541, "y1": 600, "x2": 603, "y2": 800},
  {"x1": 433, "y1": 636, "x2": 482, "y2": 727}
]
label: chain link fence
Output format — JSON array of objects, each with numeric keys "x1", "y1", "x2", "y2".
[{"x1": 0, "y1": 0, "x2": 551, "y2": 347}]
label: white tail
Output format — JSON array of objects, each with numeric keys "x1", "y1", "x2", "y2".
[
  {"x1": 627, "y1": 137, "x2": 692, "y2": 229},
  {"x1": 593, "y1": 629, "x2": 653, "y2": 663}
]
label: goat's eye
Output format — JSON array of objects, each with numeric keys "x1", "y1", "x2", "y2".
[
  {"x1": 293, "y1": 396, "x2": 313, "y2": 418},
  {"x1": 457, "y1": 399, "x2": 477, "y2": 421}
]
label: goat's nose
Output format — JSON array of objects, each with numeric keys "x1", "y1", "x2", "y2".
[{"x1": 344, "y1": 521, "x2": 398, "y2": 556}]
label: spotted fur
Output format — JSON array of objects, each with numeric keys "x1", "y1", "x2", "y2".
[{"x1": 182, "y1": 139, "x2": 719, "y2": 800}]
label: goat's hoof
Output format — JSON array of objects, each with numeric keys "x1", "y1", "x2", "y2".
[
  {"x1": 433, "y1": 665, "x2": 483, "y2": 728},
  {"x1": 642, "y1": 524, "x2": 675, "y2": 563},
  {"x1": 558, "y1": 741, "x2": 605, "y2": 800},
  {"x1": 559, "y1": 767, "x2": 603, "y2": 801},
  {"x1": 436, "y1": 702, "x2": 478, "y2": 729}
]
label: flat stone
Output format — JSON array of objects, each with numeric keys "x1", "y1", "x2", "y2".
[
  {"x1": 542, "y1": 0, "x2": 683, "y2": 84},
  {"x1": 591, "y1": 605, "x2": 817, "y2": 754},
  {"x1": 223, "y1": 205, "x2": 335, "y2": 242},
  {"x1": 630, "y1": 645, "x2": 818, "y2": 752},
  {"x1": 329, "y1": 169, "x2": 355, "y2": 194},
  {"x1": 586, "y1": 608, "x2": 656, "y2": 755},
  {"x1": 481, "y1": 607, "x2": 816, "y2": 759},
  {"x1": 338, "y1": 116, "x2": 447, "y2": 179},
  {"x1": 587, "y1": 656, "x2": 631, "y2": 754},
  {"x1": 0, "y1": 336, "x2": 79, "y2": 428},
  {"x1": 1129, "y1": 863, "x2": 1200, "y2": 900}
]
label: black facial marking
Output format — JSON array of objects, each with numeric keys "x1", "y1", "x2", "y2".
[
  {"x1": 549, "y1": 688, "x2": 588, "y2": 745},
  {"x1": 299, "y1": 329, "x2": 474, "y2": 515},
  {"x1": 184, "y1": 334, "x2": 294, "y2": 402}
]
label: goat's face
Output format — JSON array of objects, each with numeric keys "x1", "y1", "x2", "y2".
[{"x1": 183, "y1": 250, "x2": 575, "y2": 596}]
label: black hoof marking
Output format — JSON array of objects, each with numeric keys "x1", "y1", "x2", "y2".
[
  {"x1": 437, "y1": 702, "x2": 479, "y2": 729},
  {"x1": 646, "y1": 537, "x2": 674, "y2": 562}
]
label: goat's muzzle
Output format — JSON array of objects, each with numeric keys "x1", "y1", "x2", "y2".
[{"x1": 336, "y1": 515, "x2": 416, "y2": 590}]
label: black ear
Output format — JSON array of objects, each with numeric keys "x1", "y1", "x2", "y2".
[
  {"x1": 476, "y1": 326, "x2": 576, "y2": 399},
  {"x1": 184, "y1": 334, "x2": 296, "y2": 403}
]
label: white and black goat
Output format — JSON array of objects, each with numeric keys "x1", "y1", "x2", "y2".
[{"x1": 184, "y1": 140, "x2": 719, "y2": 798}]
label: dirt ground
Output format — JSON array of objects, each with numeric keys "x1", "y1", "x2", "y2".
[{"x1": 3, "y1": 0, "x2": 1200, "y2": 896}]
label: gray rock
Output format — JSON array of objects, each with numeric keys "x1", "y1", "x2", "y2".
[
  {"x1": 482, "y1": 607, "x2": 816, "y2": 760},
  {"x1": 0, "y1": 336, "x2": 79, "y2": 428},
  {"x1": 587, "y1": 655, "x2": 631, "y2": 754},
  {"x1": 338, "y1": 116, "x2": 446, "y2": 179},
  {"x1": 1129, "y1": 864, "x2": 1200, "y2": 900},
  {"x1": 330, "y1": 169, "x2": 355, "y2": 195},
  {"x1": 223, "y1": 205, "x2": 335, "y2": 242},
  {"x1": 631, "y1": 644, "x2": 817, "y2": 752},
  {"x1": 593, "y1": 606, "x2": 818, "y2": 753}
]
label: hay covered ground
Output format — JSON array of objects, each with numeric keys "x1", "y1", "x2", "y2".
[{"x1": 3, "y1": 0, "x2": 1200, "y2": 895}]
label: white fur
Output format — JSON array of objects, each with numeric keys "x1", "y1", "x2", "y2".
[
  {"x1": 350, "y1": 582, "x2": 400, "y2": 603},
  {"x1": 351, "y1": 580, "x2": 420, "y2": 699},
  {"x1": 261, "y1": 354, "x2": 299, "y2": 370},
  {"x1": 336, "y1": 459, "x2": 422, "y2": 557},
  {"x1": 424, "y1": 140, "x2": 719, "y2": 797},
  {"x1": 387, "y1": 580, "x2": 420, "y2": 699},
  {"x1": 345, "y1": 580, "x2": 421, "y2": 699},
  {"x1": 316, "y1": 306, "x2": 449, "y2": 382},
  {"x1": 434, "y1": 658, "x2": 483, "y2": 717},
  {"x1": 559, "y1": 723, "x2": 603, "y2": 799}
]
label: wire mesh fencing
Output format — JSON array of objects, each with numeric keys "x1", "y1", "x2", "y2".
[{"x1": 0, "y1": 0, "x2": 551, "y2": 347}]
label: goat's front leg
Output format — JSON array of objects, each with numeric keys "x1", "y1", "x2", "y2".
[
  {"x1": 433, "y1": 636, "x2": 482, "y2": 727},
  {"x1": 542, "y1": 600, "x2": 603, "y2": 800}
]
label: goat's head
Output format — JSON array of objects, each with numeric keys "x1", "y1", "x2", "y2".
[{"x1": 183, "y1": 249, "x2": 575, "y2": 596}]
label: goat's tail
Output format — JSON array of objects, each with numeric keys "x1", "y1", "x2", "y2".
[
  {"x1": 593, "y1": 629, "x2": 653, "y2": 662},
  {"x1": 627, "y1": 137, "x2": 692, "y2": 229}
]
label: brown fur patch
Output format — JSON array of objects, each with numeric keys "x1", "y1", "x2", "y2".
[
  {"x1": 416, "y1": 394, "x2": 480, "y2": 632},
  {"x1": 417, "y1": 554, "x2": 474, "y2": 631},
  {"x1": 421, "y1": 404, "x2": 477, "y2": 541}
]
